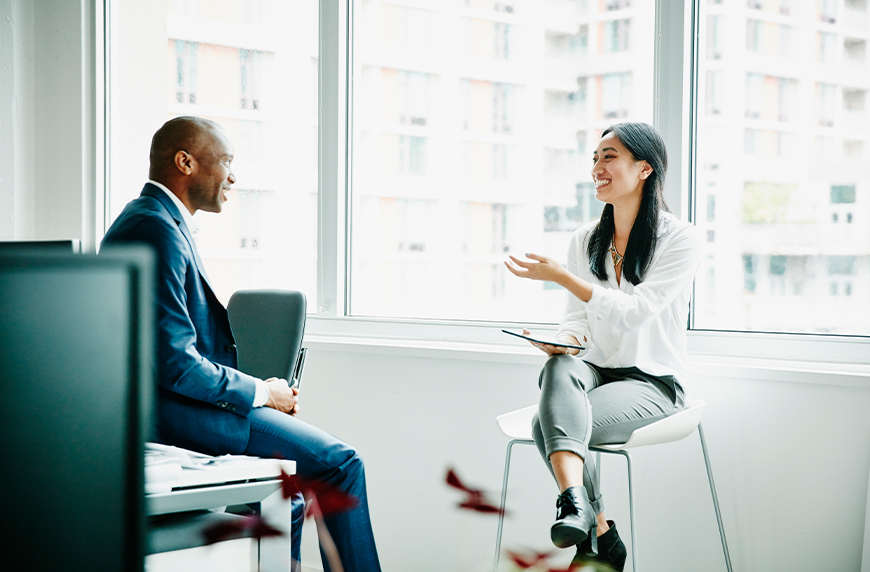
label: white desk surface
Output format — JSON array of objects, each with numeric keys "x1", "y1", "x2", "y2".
[{"x1": 145, "y1": 446, "x2": 296, "y2": 516}]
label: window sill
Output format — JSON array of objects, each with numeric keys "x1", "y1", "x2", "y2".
[
  {"x1": 305, "y1": 334, "x2": 545, "y2": 365},
  {"x1": 304, "y1": 332, "x2": 870, "y2": 387}
]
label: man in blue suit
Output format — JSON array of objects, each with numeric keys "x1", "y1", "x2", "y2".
[{"x1": 103, "y1": 116, "x2": 381, "y2": 572}]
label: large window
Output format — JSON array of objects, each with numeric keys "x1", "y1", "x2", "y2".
[
  {"x1": 348, "y1": 0, "x2": 655, "y2": 323},
  {"x1": 108, "y1": 0, "x2": 319, "y2": 306},
  {"x1": 103, "y1": 1, "x2": 870, "y2": 350},
  {"x1": 694, "y1": 1, "x2": 870, "y2": 336}
]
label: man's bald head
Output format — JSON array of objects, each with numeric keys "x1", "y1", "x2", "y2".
[
  {"x1": 149, "y1": 116, "x2": 223, "y2": 180},
  {"x1": 147, "y1": 116, "x2": 236, "y2": 215}
]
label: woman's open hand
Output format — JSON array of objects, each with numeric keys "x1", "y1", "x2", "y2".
[
  {"x1": 521, "y1": 329, "x2": 581, "y2": 356},
  {"x1": 505, "y1": 253, "x2": 567, "y2": 284}
]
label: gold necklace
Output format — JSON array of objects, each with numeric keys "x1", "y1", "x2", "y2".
[{"x1": 609, "y1": 238, "x2": 624, "y2": 266}]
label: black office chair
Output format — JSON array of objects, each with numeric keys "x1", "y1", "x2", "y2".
[{"x1": 227, "y1": 289, "x2": 308, "y2": 387}]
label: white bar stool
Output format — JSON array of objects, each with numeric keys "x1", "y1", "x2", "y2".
[{"x1": 493, "y1": 399, "x2": 733, "y2": 572}]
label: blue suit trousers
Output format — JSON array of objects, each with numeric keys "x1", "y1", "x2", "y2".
[{"x1": 242, "y1": 408, "x2": 381, "y2": 572}]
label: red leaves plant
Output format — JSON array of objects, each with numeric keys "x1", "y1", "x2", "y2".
[
  {"x1": 445, "y1": 468, "x2": 506, "y2": 515},
  {"x1": 202, "y1": 514, "x2": 284, "y2": 545},
  {"x1": 506, "y1": 548, "x2": 597, "y2": 572},
  {"x1": 279, "y1": 469, "x2": 359, "y2": 518},
  {"x1": 506, "y1": 548, "x2": 556, "y2": 568}
]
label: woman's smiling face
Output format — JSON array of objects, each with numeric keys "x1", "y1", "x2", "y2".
[{"x1": 591, "y1": 132, "x2": 651, "y2": 209}]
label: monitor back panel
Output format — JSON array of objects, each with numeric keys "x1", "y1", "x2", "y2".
[{"x1": 0, "y1": 251, "x2": 152, "y2": 571}]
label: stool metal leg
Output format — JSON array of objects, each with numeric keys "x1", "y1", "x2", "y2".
[
  {"x1": 613, "y1": 450, "x2": 639, "y2": 572},
  {"x1": 495, "y1": 439, "x2": 528, "y2": 571},
  {"x1": 698, "y1": 422, "x2": 733, "y2": 572}
]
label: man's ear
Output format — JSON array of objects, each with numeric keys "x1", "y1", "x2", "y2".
[{"x1": 174, "y1": 150, "x2": 195, "y2": 175}]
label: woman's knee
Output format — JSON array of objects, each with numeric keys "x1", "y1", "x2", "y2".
[
  {"x1": 539, "y1": 353, "x2": 588, "y2": 390},
  {"x1": 539, "y1": 353, "x2": 571, "y2": 380}
]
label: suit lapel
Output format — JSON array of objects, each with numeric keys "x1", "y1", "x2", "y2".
[{"x1": 141, "y1": 183, "x2": 217, "y2": 294}]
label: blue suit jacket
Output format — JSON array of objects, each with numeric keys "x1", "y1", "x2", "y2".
[{"x1": 102, "y1": 183, "x2": 259, "y2": 454}]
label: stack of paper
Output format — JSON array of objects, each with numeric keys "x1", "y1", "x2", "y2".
[{"x1": 145, "y1": 443, "x2": 295, "y2": 494}]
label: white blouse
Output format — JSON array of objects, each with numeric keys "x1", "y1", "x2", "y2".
[{"x1": 556, "y1": 211, "x2": 702, "y2": 378}]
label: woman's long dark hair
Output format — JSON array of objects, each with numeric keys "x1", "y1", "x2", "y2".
[{"x1": 587, "y1": 122, "x2": 670, "y2": 285}]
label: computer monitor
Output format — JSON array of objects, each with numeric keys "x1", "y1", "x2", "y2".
[{"x1": 0, "y1": 247, "x2": 154, "y2": 571}]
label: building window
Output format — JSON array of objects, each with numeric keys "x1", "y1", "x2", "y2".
[
  {"x1": 398, "y1": 71, "x2": 430, "y2": 126},
  {"x1": 818, "y1": 32, "x2": 837, "y2": 63},
  {"x1": 831, "y1": 185, "x2": 856, "y2": 204},
  {"x1": 745, "y1": 73, "x2": 797, "y2": 122},
  {"x1": 240, "y1": 49, "x2": 260, "y2": 110},
  {"x1": 817, "y1": 83, "x2": 837, "y2": 127},
  {"x1": 494, "y1": 22, "x2": 511, "y2": 59},
  {"x1": 545, "y1": 27, "x2": 589, "y2": 59},
  {"x1": 745, "y1": 73, "x2": 763, "y2": 118},
  {"x1": 543, "y1": 182, "x2": 600, "y2": 233},
  {"x1": 466, "y1": 18, "x2": 511, "y2": 59},
  {"x1": 605, "y1": 0, "x2": 631, "y2": 10},
  {"x1": 461, "y1": 79, "x2": 517, "y2": 134},
  {"x1": 397, "y1": 136, "x2": 426, "y2": 175},
  {"x1": 844, "y1": 38, "x2": 866, "y2": 62},
  {"x1": 706, "y1": 71, "x2": 723, "y2": 115},
  {"x1": 601, "y1": 19, "x2": 630, "y2": 53},
  {"x1": 707, "y1": 15, "x2": 723, "y2": 59},
  {"x1": 743, "y1": 254, "x2": 758, "y2": 293},
  {"x1": 844, "y1": 140, "x2": 863, "y2": 158},
  {"x1": 493, "y1": 82, "x2": 515, "y2": 134},
  {"x1": 747, "y1": 20, "x2": 793, "y2": 57},
  {"x1": 174, "y1": 40, "x2": 197, "y2": 104},
  {"x1": 601, "y1": 72, "x2": 631, "y2": 119},
  {"x1": 819, "y1": 0, "x2": 838, "y2": 22},
  {"x1": 843, "y1": 88, "x2": 866, "y2": 112}
]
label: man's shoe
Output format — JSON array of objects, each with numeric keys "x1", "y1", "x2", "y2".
[{"x1": 550, "y1": 486, "x2": 597, "y2": 552}]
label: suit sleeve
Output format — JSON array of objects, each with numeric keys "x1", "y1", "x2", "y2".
[{"x1": 107, "y1": 214, "x2": 259, "y2": 416}]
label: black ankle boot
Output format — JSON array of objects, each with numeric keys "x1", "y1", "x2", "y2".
[
  {"x1": 572, "y1": 520, "x2": 627, "y2": 571},
  {"x1": 550, "y1": 487, "x2": 597, "y2": 552}
]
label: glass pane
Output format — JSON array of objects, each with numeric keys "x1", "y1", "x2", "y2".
[
  {"x1": 694, "y1": 0, "x2": 870, "y2": 335},
  {"x1": 349, "y1": 0, "x2": 655, "y2": 322},
  {"x1": 109, "y1": 0, "x2": 319, "y2": 307}
]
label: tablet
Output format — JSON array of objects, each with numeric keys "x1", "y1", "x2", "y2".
[{"x1": 502, "y1": 329, "x2": 586, "y2": 350}]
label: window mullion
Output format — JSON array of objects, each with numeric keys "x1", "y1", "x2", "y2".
[
  {"x1": 654, "y1": 0, "x2": 692, "y2": 220},
  {"x1": 318, "y1": 0, "x2": 349, "y2": 318}
]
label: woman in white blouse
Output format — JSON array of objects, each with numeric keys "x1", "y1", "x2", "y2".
[{"x1": 506, "y1": 122, "x2": 701, "y2": 571}]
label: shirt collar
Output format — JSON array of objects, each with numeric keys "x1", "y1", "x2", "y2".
[{"x1": 149, "y1": 180, "x2": 199, "y2": 234}]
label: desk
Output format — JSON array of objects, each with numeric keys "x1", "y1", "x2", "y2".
[{"x1": 145, "y1": 446, "x2": 296, "y2": 572}]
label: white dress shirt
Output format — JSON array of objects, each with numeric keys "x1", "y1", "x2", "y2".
[
  {"x1": 150, "y1": 180, "x2": 271, "y2": 408},
  {"x1": 557, "y1": 211, "x2": 702, "y2": 378}
]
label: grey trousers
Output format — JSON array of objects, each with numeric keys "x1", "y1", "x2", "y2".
[{"x1": 531, "y1": 354, "x2": 685, "y2": 514}]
